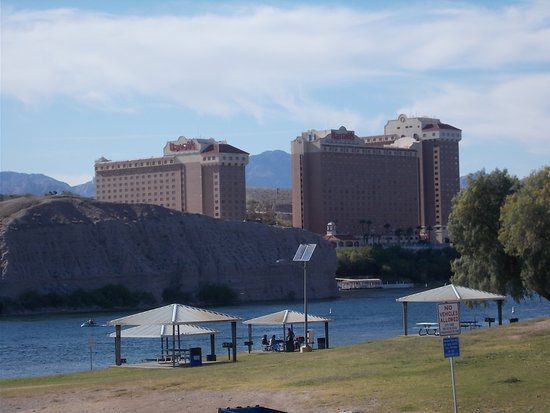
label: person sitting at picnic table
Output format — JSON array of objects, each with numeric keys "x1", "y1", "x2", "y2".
[
  {"x1": 261, "y1": 334, "x2": 269, "y2": 350},
  {"x1": 269, "y1": 334, "x2": 280, "y2": 351}
]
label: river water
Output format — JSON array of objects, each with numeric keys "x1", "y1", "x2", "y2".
[{"x1": 1, "y1": 289, "x2": 548, "y2": 379}]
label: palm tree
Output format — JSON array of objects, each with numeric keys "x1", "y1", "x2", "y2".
[
  {"x1": 406, "y1": 227, "x2": 414, "y2": 243},
  {"x1": 359, "y1": 219, "x2": 366, "y2": 241},
  {"x1": 394, "y1": 228, "x2": 403, "y2": 245},
  {"x1": 383, "y1": 223, "x2": 391, "y2": 235}
]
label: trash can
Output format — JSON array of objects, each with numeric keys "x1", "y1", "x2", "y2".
[
  {"x1": 189, "y1": 347, "x2": 202, "y2": 366},
  {"x1": 317, "y1": 337, "x2": 326, "y2": 350}
]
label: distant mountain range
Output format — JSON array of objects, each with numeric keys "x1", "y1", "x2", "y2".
[
  {"x1": 0, "y1": 172, "x2": 96, "y2": 197},
  {"x1": 246, "y1": 150, "x2": 291, "y2": 188},
  {"x1": 0, "y1": 151, "x2": 471, "y2": 196},
  {"x1": 0, "y1": 151, "x2": 292, "y2": 197}
]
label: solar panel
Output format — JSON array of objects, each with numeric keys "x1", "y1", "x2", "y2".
[{"x1": 292, "y1": 243, "x2": 317, "y2": 262}]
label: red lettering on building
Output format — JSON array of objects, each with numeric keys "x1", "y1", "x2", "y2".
[{"x1": 169, "y1": 141, "x2": 197, "y2": 152}]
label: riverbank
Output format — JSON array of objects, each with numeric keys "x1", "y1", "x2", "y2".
[{"x1": 1, "y1": 318, "x2": 548, "y2": 412}]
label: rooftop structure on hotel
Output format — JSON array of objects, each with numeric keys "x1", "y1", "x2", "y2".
[{"x1": 95, "y1": 136, "x2": 249, "y2": 220}]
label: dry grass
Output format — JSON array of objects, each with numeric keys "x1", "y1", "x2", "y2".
[{"x1": 1, "y1": 318, "x2": 549, "y2": 412}]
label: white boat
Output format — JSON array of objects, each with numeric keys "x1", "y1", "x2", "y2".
[
  {"x1": 80, "y1": 319, "x2": 99, "y2": 327},
  {"x1": 336, "y1": 278, "x2": 383, "y2": 290}
]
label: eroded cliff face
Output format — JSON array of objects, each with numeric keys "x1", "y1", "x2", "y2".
[{"x1": 0, "y1": 196, "x2": 337, "y2": 303}]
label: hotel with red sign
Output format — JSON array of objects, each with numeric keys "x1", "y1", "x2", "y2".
[
  {"x1": 291, "y1": 114, "x2": 461, "y2": 243},
  {"x1": 95, "y1": 136, "x2": 249, "y2": 220}
]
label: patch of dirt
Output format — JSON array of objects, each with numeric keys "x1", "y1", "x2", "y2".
[
  {"x1": 0, "y1": 386, "x2": 332, "y2": 413},
  {"x1": 504, "y1": 317, "x2": 550, "y2": 341}
]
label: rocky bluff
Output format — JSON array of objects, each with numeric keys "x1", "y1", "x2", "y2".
[{"x1": 0, "y1": 196, "x2": 337, "y2": 305}]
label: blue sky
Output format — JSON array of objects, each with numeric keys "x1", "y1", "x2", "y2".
[{"x1": 1, "y1": 0, "x2": 549, "y2": 185}]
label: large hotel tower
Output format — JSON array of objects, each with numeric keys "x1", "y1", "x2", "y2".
[
  {"x1": 291, "y1": 114, "x2": 461, "y2": 241},
  {"x1": 95, "y1": 136, "x2": 249, "y2": 220}
]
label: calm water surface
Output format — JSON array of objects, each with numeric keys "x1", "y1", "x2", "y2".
[{"x1": 1, "y1": 289, "x2": 548, "y2": 379}]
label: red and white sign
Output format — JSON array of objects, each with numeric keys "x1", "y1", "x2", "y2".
[
  {"x1": 169, "y1": 141, "x2": 197, "y2": 152},
  {"x1": 438, "y1": 302, "x2": 461, "y2": 336}
]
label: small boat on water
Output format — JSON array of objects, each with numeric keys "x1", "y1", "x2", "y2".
[
  {"x1": 81, "y1": 319, "x2": 99, "y2": 327},
  {"x1": 336, "y1": 278, "x2": 415, "y2": 290},
  {"x1": 336, "y1": 277, "x2": 383, "y2": 290}
]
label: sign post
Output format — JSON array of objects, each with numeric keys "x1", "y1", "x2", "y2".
[
  {"x1": 87, "y1": 338, "x2": 96, "y2": 371},
  {"x1": 438, "y1": 302, "x2": 461, "y2": 336},
  {"x1": 438, "y1": 302, "x2": 460, "y2": 413}
]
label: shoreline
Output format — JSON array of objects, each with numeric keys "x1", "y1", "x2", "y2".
[{"x1": 1, "y1": 318, "x2": 549, "y2": 413}]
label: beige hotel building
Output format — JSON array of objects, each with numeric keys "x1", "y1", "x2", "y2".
[
  {"x1": 95, "y1": 137, "x2": 249, "y2": 220},
  {"x1": 292, "y1": 114, "x2": 461, "y2": 242}
]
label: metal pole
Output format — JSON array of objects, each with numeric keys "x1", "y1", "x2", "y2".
[
  {"x1": 450, "y1": 355, "x2": 458, "y2": 413},
  {"x1": 304, "y1": 261, "x2": 309, "y2": 349},
  {"x1": 403, "y1": 302, "x2": 408, "y2": 336},
  {"x1": 231, "y1": 321, "x2": 237, "y2": 362},
  {"x1": 115, "y1": 325, "x2": 122, "y2": 366},
  {"x1": 497, "y1": 300, "x2": 503, "y2": 325},
  {"x1": 172, "y1": 325, "x2": 176, "y2": 368}
]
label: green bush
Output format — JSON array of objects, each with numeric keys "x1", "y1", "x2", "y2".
[
  {"x1": 162, "y1": 286, "x2": 192, "y2": 303},
  {"x1": 9, "y1": 284, "x2": 157, "y2": 313},
  {"x1": 336, "y1": 245, "x2": 457, "y2": 284},
  {"x1": 197, "y1": 283, "x2": 237, "y2": 306}
]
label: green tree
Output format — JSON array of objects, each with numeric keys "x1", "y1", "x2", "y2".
[
  {"x1": 499, "y1": 167, "x2": 550, "y2": 300},
  {"x1": 448, "y1": 169, "x2": 523, "y2": 299}
]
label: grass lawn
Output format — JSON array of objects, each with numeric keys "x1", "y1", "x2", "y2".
[{"x1": 1, "y1": 318, "x2": 549, "y2": 412}]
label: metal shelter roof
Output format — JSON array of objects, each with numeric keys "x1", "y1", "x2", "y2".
[
  {"x1": 108, "y1": 303, "x2": 240, "y2": 326},
  {"x1": 243, "y1": 309, "x2": 331, "y2": 325},
  {"x1": 108, "y1": 324, "x2": 218, "y2": 338},
  {"x1": 396, "y1": 284, "x2": 506, "y2": 303}
]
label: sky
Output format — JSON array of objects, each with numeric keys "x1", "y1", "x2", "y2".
[{"x1": 1, "y1": 0, "x2": 549, "y2": 185}]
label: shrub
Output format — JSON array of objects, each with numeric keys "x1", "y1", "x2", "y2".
[
  {"x1": 162, "y1": 286, "x2": 191, "y2": 303},
  {"x1": 197, "y1": 283, "x2": 237, "y2": 306}
]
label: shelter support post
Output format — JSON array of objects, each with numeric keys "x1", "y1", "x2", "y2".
[
  {"x1": 177, "y1": 325, "x2": 181, "y2": 350},
  {"x1": 172, "y1": 325, "x2": 176, "y2": 368},
  {"x1": 115, "y1": 325, "x2": 122, "y2": 366},
  {"x1": 231, "y1": 321, "x2": 237, "y2": 362},
  {"x1": 497, "y1": 300, "x2": 503, "y2": 325},
  {"x1": 210, "y1": 334, "x2": 215, "y2": 357},
  {"x1": 324, "y1": 321, "x2": 329, "y2": 349},
  {"x1": 247, "y1": 324, "x2": 253, "y2": 353},
  {"x1": 402, "y1": 302, "x2": 409, "y2": 336}
]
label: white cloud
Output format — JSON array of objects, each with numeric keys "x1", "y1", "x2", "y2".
[
  {"x1": 1, "y1": 1, "x2": 549, "y2": 134},
  {"x1": 399, "y1": 74, "x2": 550, "y2": 153},
  {"x1": 49, "y1": 173, "x2": 93, "y2": 186}
]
